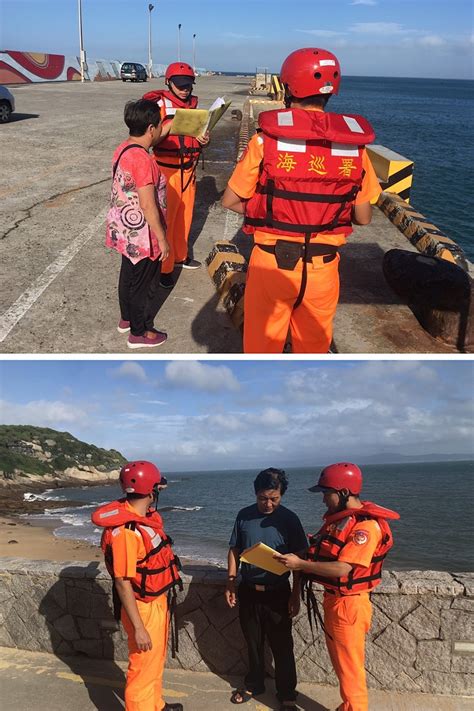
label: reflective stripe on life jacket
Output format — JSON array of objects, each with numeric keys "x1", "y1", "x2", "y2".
[
  {"x1": 91, "y1": 499, "x2": 182, "y2": 603},
  {"x1": 305, "y1": 501, "x2": 398, "y2": 595},
  {"x1": 244, "y1": 108, "x2": 375, "y2": 240}
]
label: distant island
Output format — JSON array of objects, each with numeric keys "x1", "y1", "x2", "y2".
[{"x1": 0, "y1": 425, "x2": 126, "y2": 485}]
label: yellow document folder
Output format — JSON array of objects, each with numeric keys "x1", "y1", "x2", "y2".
[
  {"x1": 240, "y1": 542, "x2": 288, "y2": 575},
  {"x1": 169, "y1": 98, "x2": 232, "y2": 137},
  {"x1": 169, "y1": 109, "x2": 209, "y2": 138}
]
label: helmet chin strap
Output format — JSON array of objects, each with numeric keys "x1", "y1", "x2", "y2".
[
  {"x1": 149, "y1": 484, "x2": 160, "y2": 513},
  {"x1": 337, "y1": 490, "x2": 350, "y2": 510}
]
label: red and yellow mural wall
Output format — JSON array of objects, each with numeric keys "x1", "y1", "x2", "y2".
[{"x1": 0, "y1": 50, "x2": 124, "y2": 83}]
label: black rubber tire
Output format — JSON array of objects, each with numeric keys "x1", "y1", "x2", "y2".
[{"x1": 0, "y1": 100, "x2": 12, "y2": 123}]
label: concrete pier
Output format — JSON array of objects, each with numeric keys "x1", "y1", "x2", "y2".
[
  {"x1": 0, "y1": 76, "x2": 468, "y2": 353},
  {"x1": 0, "y1": 647, "x2": 471, "y2": 711}
]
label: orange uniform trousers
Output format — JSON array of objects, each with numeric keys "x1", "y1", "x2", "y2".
[
  {"x1": 243, "y1": 246, "x2": 340, "y2": 353},
  {"x1": 121, "y1": 594, "x2": 169, "y2": 711},
  {"x1": 159, "y1": 164, "x2": 197, "y2": 275},
  {"x1": 323, "y1": 592, "x2": 372, "y2": 711}
]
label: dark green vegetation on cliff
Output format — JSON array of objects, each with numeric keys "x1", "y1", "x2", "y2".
[{"x1": 0, "y1": 425, "x2": 126, "y2": 478}]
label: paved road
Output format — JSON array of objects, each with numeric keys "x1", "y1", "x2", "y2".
[
  {"x1": 0, "y1": 76, "x2": 247, "y2": 353},
  {"x1": 0, "y1": 647, "x2": 470, "y2": 711},
  {"x1": 0, "y1": 77, "x2": 457, "y2": 354}
]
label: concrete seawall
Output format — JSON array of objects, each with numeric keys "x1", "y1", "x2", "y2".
[{"x1": 0, "y1": 558, "x2": 472, "y2": 697}]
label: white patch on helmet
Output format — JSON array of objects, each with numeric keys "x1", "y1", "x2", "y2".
[
  {"x1": 319, "y1": 85, "x2": 333, "y2": 94},
  {"x1": 320, "y1": 59, "x2": 336, "y2": 67}
]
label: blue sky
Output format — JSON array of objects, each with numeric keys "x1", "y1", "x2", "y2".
[
  {"x1": 1, "y1": 0, "x2": 473, "y2": 78},
  {"x1": 1, "y1": 359, "x2": 473, "y2": 471}
]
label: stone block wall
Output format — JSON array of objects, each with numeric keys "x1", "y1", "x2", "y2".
[{"x1": 0, "y1": 559, "x2": 472, "y2": 696}]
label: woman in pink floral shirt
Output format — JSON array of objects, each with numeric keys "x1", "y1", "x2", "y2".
[{"x1": 106, "y1": 99, "x2": 169, "y2": 348}]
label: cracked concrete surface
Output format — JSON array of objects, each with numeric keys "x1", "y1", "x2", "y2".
[{"x1": 0, "y1": 77, "x2": 248, "y2": 353}]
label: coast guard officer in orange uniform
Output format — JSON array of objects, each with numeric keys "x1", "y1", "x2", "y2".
[
  {"x1": 144, "y1": 63, "x2": 209, "y2": 288},
  {"x1": 91, "y1": 461, "x2": 183, "y2": 711},
  {"x1": 275, "y1": 463, "x2": 399, "y2": 711},
  {"x1": 222, "y1": 48, "x2": 381, "y2": 353}
]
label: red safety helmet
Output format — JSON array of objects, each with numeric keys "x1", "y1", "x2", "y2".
[
  {"x1": 308, "y1": 462, "x2": 362, "y2": 495},
  {"x1": 165, "y1": 62, "x2": 195, "y2": 84},
  {"x1": 119, "y1": 461, "x2": 162, "y2": 496},
  {"x1": 280, "y1": 47, "x2": 341, "y2": 98}
]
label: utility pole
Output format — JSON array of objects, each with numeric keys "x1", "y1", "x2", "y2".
[
  {"x1": 193, "y1": 33, "x2": 196, "y2": 74},
  {"x1": 178, "y1": 23, "x2": 182, "y2": 61},
  {"x1": 148, "y1": 4, "x2": 154, "y2": 78},
  {"x1": 77, "y1": 0, "x2": 85, "y2": 82}
]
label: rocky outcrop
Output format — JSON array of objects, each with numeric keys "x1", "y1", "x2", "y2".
[{"x1": 0, "y1": 560, "x2": 472, "y2": 697}]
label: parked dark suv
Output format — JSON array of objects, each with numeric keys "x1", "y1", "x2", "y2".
[{"x1": 120, "y1": 62, "x2": 147, "y2": 82}]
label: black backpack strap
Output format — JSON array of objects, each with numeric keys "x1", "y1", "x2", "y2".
[{"x1": 112, "y1": 143, "x2": 148, "y2": 180}]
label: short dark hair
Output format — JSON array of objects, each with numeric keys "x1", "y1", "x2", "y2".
[
  {"x1": 294, "y1": 93, "x2": 331, "y2": 109},
  {"x1": 124, "y1": 99, "x2": 161, "y2": 136},
  {"x1": 254, "y1": 467, "x2": 288, "y2": 496}
]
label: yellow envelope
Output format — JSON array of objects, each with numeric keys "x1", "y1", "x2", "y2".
[
  {"x1": 240, "y1": 542, "x2": 288, "y2": 575},
  {"x1": 169, "y1": 109, "x2": 209, "y2": 138}
]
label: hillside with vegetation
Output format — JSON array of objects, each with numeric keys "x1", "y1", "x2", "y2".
[{"x1": 0, "y1": 425, "x2": 126, "y2": 481}]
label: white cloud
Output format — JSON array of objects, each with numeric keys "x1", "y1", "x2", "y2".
[
  {"x1": 110, "y1": 362, "x2": 147, "y2": 382},
  {"x1": 165, "y1": 361, "x2": 240, "y2": 392},
  {"x1": 350, "y1": 22, "x2": 405, "y2": 34},
  {"x1": 351, "y1": 0, "x2": 377, "y2": 5},
  {"x1": 0, "y1": 399, "x2": 88, "y2": 426},
  {"x1": 207, "y1": 413, "x2": 244, "y2": 431},
  {"x1": 296, "y1": 29, "x2": 345, "y2": 38},
  {"x1": 254, "y1": 408, "x2": 288, "y2": 428},
  {"x1": 419, "y1": 35, "x2": 446, "y2": 47}
]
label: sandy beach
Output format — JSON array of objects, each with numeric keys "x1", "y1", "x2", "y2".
[{"x1": 0, "y1": 515, "x2": 102, "y2": 561}]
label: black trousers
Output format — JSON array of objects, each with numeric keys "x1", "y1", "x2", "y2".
[
  {"x1": 238, "y1": 582, "x2": 297, "y2": 702},
  {"x1": 118, "y1": 255, "x2": 161, "y2": 336}
]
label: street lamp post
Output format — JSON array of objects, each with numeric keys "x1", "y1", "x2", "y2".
[
  {"x1": 192, "y1": 33, "x2": 196, "y2": 74},
  {"x1": 148, "y1": 3, "x2": 154, "y2": 78},
  {"x1": 177, "y1": 23, "x2": 182, "y2": 61},
  {"x1": 77, "y1": 0, "x2": 85, "y2": 82}
]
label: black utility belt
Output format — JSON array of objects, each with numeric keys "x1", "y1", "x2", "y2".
[
  {"x1": 241, "y1": 580, "x2": 289, "y2": 592},
  {"x1": 257, "y1": 241, "x2": 338, "y2": 271}
]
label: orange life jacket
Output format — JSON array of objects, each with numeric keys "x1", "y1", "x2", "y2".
[
  {"x1": 244, "y1": 108, "x2": 375, "y2": 240},
  {"x1": 143, "y1": 89, "x2": 201, "y2": 172},
  {"x1": 306, "y1": 501, "x2": 399, "y2": 595},
  {"x1": 91, "y1": 499, "x2": 182, "y2": 603}
]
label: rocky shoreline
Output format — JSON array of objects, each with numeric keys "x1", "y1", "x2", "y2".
[{"x1": 0, "y1": 475, "x2": 118, "y2": 516}]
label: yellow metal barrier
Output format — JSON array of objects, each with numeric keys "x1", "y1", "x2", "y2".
[
  {"x1": 367, "y1": 145, "x2": 414, "y2": 203},
  {"x1": 270, "y1": 74, "x2": 284, "y2": 101}
]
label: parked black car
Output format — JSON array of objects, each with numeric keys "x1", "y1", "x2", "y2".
[{"x1": 120, "y1": 62, "x2": 147, "y2": 82}]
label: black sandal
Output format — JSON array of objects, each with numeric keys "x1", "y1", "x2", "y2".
[{"x1": 230, "y1": 689, "x2": 253, "y2": 704}]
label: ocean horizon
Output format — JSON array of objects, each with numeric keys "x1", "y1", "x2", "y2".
[{"x1": 24, "y1": 460, "x2": 474, "y2": 573}]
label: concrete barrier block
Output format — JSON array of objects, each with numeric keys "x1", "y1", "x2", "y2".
[
  {"x1": 223, "y1": 280, "x2": 246, "y2": 329},
  {"x1": 383, "y1": 249, "x2": 474, "y2": 352},
  {"x1": 205, "y1": 241, "x2": 240, "y2": 269},
  {"x1": 377, "y1": 192, "x2": 468, "y2": 271}
]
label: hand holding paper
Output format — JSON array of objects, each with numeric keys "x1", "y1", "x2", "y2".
[
  {"x1": 169, "y1": 97, "x2": 232, "y2": 138},
  {"x1": 240, "y1": 542, "x2": 288, "y2": 575}
]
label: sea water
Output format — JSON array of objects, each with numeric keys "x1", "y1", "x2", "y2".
[{"x1": 25, "y1": 460, "x2": 474, "y2": 572}]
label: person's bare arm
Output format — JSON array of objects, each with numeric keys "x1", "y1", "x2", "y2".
[
  {"x1": 155, "y1": 120, "x2": 172, "y2": 142},
  {"x1": 275, "y1": 552, "x2": 352, "y2": 579},
  {"x1": 137, "y1": 184, "x2": 169, "y2": 261},
  {"x1": 114, "y1": 578, "x2": 152, "y2": 651},
  {"x1": 352, "y1": 201, "x2": 372, "y2": 225},
  {"x1": 221, "y1": 186, "x2": 246, "y2": 214},
  {"x1": 225, "y1": 546, "x2": 240, "y2": 608}
]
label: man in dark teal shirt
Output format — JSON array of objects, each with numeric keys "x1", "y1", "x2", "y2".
[{"x1": 225, "y1": 468, "x2": 307, "y2": 710}]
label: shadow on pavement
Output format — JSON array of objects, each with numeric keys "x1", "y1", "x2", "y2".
[{"x1": 39, "y1": 562, "x2": 125, "y2": 711}]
